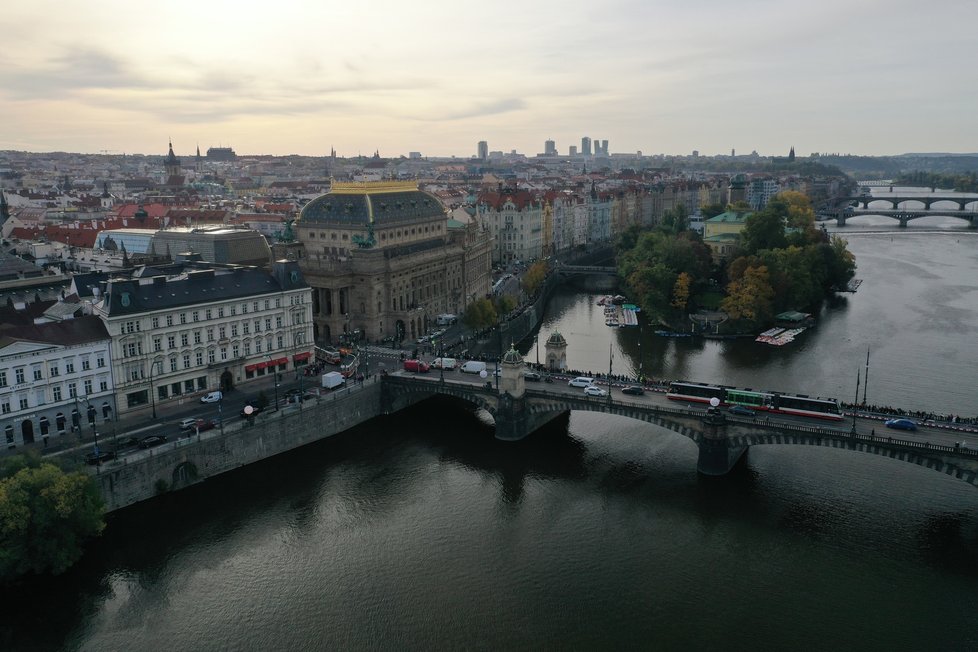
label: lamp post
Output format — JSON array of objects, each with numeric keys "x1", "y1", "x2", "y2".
[
  {"x1": 148, "y1": 358, "x2": 162, "y2": 419},
  {"x1": 266, "y1": 354, "x2": 279, "y2": 410}
]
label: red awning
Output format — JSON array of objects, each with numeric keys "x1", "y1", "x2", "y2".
[
  {"x1": 293, "y1": 351, "x2": 312, "y2": 362},
  {"x1": 254, "y1": 361, "x2": 268, "y2": 370},
  {"x1": 274, "y1": 357, "x2": 288, "y2": 366},
  {"x1": 245, "y1": 363, "x2": 258, "y2": 372}
]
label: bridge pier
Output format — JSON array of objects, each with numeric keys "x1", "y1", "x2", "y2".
[{"x1": 696, "y1": 409, "x2": 748, "y2": 476}]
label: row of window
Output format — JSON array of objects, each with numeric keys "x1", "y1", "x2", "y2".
[
  {"x1": 122, "y1": 296, "x2": 307, "y2": 335},
  {"x1": 1, "y1": 377, "x2": 110, "y2": 415},
  {"x1": 312, "y1": 224, "x2": 443, "y2": 242},
  {"x1": 0, "y1": 356, "x2": 107, "y2": 387},
  {"x1": 4, "y1": 404, "x2": 114, "y2": 445},
  {"x1": 124, "y1": 315, "x2": 309, "y2": 357}
]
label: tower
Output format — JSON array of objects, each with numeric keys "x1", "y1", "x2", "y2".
[
  {"x1": 788, "y1": 146, "x2": 796, "y2": 162},
  {"x1": 544, "y1": 331, "x2": 567, "y2": 372},
  {"x1": 195, "y1": 145, "x2": 203, "y2": 173},
  {"x1": 477, "y1": 141, "x2": 488, "y2": 161},
  {"x1": 164, "y1": 140, "x2": 182, "y2": 178},
  {"x1": 499, "y1": 344, "x2": 526, "y2": 398},
  {"x1": 581, "y1": 137, "x2": 592, "y2": 156}
]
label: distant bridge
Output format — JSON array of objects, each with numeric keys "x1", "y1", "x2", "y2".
[
  {"x1": 383, "y1": 375, "x2": 978, "y2": 488},
  {"x1": 824, "y1": 197, "x2": 978, "y2": 228},
  {"x1": 558, "y1": 264, "x2": 618, "y2": 276}
]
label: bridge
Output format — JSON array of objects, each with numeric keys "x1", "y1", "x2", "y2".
[
  {"x1": 823, "y1": 196, "x2": 978, "y2": 228},
  {"x1": 382, "y1": 374, "x2": 978, "y2": 488},
  {"x1": 558, "y1": 264, "x2": 618, "y2": 276}
]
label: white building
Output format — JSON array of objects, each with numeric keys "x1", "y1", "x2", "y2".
[
  {"x1": 0, "y1": 309, "x2": 115, "y2": 447},
  {"x1": 93, "y1": 259, "x2": 314, "y2": 419},
  {"x1": 475, "y1": 188, "x2": 544, "y2": 265}
]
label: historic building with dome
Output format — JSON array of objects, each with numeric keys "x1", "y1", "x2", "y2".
[{"x1": 295, "y1": 181, "x2": 492, "y2": 344}]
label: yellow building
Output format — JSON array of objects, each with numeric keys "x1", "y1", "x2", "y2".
[{"x1": 703, "y1": 210, "x2": 751, "y2": 262}]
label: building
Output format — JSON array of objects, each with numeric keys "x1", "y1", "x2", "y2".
[
  {"x1": 703, "y1": 210, "x2": 752, "y2": 262},
  {"x1": 747, "y1": 177, "x2": 781, "y2": 210},
  {"x1": 476, "y1": 187, "x2": 544, "y2": 265},
  {"x1": 151, "y1": 226, "x2": 272, "y2": 266},
  {"x1": 93, "y1": 259, "x2": 313, "y2": 419},
  {"x1": 0, "y1": 307, "x2": 115, "y2": 448},
  {"x1": 477, "y1": 141, "x2": 488, "y2": 162},
  {"x1": 581, "y1": 137, "x2": 592, "y2": 157},
  {"x1": 544, "y1": 140, "x2": 557, "y2": 156},
  {"x1": 295, "y1": 181, "x2": 492, "y2": 345}
]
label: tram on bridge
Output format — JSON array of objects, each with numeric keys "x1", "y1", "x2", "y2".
[{"x1": 666, "y1": 381, "x2": 844, "y2": 421}]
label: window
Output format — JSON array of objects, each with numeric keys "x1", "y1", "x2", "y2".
[
  {"x1": 99, "y1": 380, "x2": 108, "y2": 392},
  {"x1": 49, "y1": 364, "x2": 59, "y2": 377},
  {"x1": 68, "y1": 382, "x2": 77, "y2": 398},
  {"x1": 219, "y1": 326, "x2": 226, "y2": 340},
  {"x1": 275, "y1": 316, "x2": 283, "y2": 328},
  {"x1": 81, "y1": 359, "x2": 91, "y2": 371},
  {"x1": 168, "y1": 335, "x2": 176, "y2": 349},
  {"x1": 154, "y1": 336, "x2": 162, "y2": 352},
  {"x1": 242, "y1": 303, "x2": 248, "y2": 314},
  {"x1": 19, "y1": 397, "x2": 29, "y2": 410},
  {"x1": 129, "y1": 368, "x2": 140, "y2": 381},
  {"x1": 183, "y1": 354, "x2": 191, "y2": 368},
  {"x1": 180, "y1": 313, "x2": 187, "y2": 324},
  {"x1": 124, "y1": 320, "x2": 138, "y2": 334},
  {"x1": 193, "y1": 311, "x2": 200, "y2": 322},
  {"x1": 207, "y1": 328, "x2": 214, "y2": 342},
  {"x1": 65, "y1": 362, "x2": 75, "y2": 374},
  {"x1": 220, "y1": 347, "x2": 228, "y2": 361},
  {"x1": 184, "y1": 380, "x2": 195, "y2": 393},
  {"x1": 206, "y1": 309, "x2": 213, "y2": 320},
  {"x1": 277, "y1": 335, "x2": 284, "y2": 349},
  {"x1": 158, "y1": 385, "x2": 168, "y2": 400},
  {"x1": 253, "y1": 301, "x2": 259, "y2": 312},
  {"x1": 207, "y1": 350, "x2": 216, "y2": 364},
  {"x1": 152, "y1": 317, "x2": 160, "y2": 328},
  {"x1": 231, "y1": 324, "x2": 238, "y2": 337},
  {"x1": 264, "y1": 300, "x2": 270, "y2": 310},
  {"x1": 127, "y1": 342, "x2": 139, "y2": 357},
  {"x1": 265, "y1": 318, "x2": 272, "y2": 331},
  {"x1": 53, "y1": 386, "x2": 62, "y2": 401},
  {"x1": 181, "y1": 333, "x2": 189, "y2": 347},
  {"x1": 232, "y1": 344, "x2": 239, "y2": 358},
  {"x1": 84, "y1": 379, "x2": 93, "y2": 395},
  {"x1": 218, "y1": 307, "x2": 224, "y2": 318},
  {"x1": 15, "y1": 369, "x2": 25, "y2": 384},
  {"x1": 243, "y1": 322, "x2": 250, "y2": 335},
  {"x1": 33, "y1": 368, "x2": 43, "y2": 381},
  {"x1": 170, "y1": 358, "x2": 178, "y2": 372},
  {"x1": 254, "y1": 320, "x2": 261, "y2": 333},
  {"x1": 166, "y1": 315, "x2": 173, "y2": 327},
  {"x1": 256, "y1": 340, "x2": 263, "y2": 353},
  {"x1": 296, "y1": 332, "x2": 305, "y2": 345},
  {"x1": 194, "y1": 331, "x2": 202, "y2": 344},
  {"x1": 244, "y1": 341, "x2": 251, "y2": 356},
  {"x1": 196, "y1": 352, "x2": 204, "y2": 366},
  {"x1": 230, "y1": 306, "x2": 236, "y2": 316},
  {"x1": 97, "y1": 356, "x2": 105, "y2": 368},
  {"x1": 275, "y1": 298, "x2": 281, "y2": 308},
  {"x1": 1, "y1": 402, "x2": 9, "y2": 414}
]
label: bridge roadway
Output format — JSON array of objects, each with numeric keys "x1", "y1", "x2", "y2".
[{"x1": 384, "y1": 369, "x2": 978, "y2": 487}]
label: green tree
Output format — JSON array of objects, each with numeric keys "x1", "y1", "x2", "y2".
[
  {"x1": 494, "y1": 294, "x2": 516, "y2": 316},
  {"x1": 462, "y1": 298, "x2": 498, "y2": 330},
  {"x1": 700, "y1": 203, "x2": 726, "y2": 219},
  {"x1": 739, "y1": 208, "x2": 788, "y2": 255},
  {"x1": 0, "y1": 457, "x2": 105, "y2": 582},
  {"x1": 659, "y1": 204, "x2": 689, "y2": 234}
]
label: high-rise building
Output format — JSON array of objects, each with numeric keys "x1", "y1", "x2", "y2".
[
  {"x1": 569, "y1": 145, "x2": 578, "y2": 156},
  {"x1": 600, "y1": 140, "x2": 609, "y2": 156},
  {"x1": 581, "y1": 137, "x2": 592, "y2": 156},
  {"x1": 544, "y1": 140, "x2": 557, "y2": 156},
  {"x1": 477, "y1": 141, "x2": 488, "y2": 161}
]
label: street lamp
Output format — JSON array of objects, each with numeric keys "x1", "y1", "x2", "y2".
[
  {"x1": 266, "y1": 354, "x2": 280, "y2": 410},
  {"x1": 148, "y1": 358, "x2": 162, "y2": 419}
]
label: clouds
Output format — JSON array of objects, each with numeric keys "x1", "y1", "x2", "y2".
[{"x1": 1, "y1": 0, "x2": 976, "y2": 156}]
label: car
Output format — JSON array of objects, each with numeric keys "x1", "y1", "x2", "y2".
[
  {"x1": 138, "y1": 435, "x2": 167, "y2": 449},
  {"x1": 620, "y1": 385, "x2": 644, "y2": 396},
  {"x1": 584, "y1": 385, "x2": 607, "y2": 397},
  {"x1": 192, "y1": 418, "x2": 217, "y2": 433},
  {"x1": 113, "y1": 436, "x2": 140, "y2": 450},
  {"x1": 403, "y1": 359, "x2": 430, "y2": 373},
  {"x1": 568, "y1": 377, "x2": 595, "y2": 388},
  {"x1": 884, "y1": 418, "x2": 918, "y2": 432},
  {"x1": 179, "y1": 417, "x2": 199, "y2": 431},
  {"x1": 523, "y1": 371, "x2": 542, "y2": 382},
  {"x1": 200, "y1": 391, "x2": 223, "y2": 403},
  {"x1": 85, "y1": 450, "x2": 117, "y2": 465},
  {"x1": 728, "y1": 405, "x2": 756, "y2": 417}
]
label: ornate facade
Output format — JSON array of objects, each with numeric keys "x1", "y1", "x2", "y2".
[{"x1": 295, "y1": 182, "x2": 492, "y2": 345}]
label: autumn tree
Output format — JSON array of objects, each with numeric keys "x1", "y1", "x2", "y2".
[
  {"x1": 462, "y1": 298, "x2": 498, "y2": 330},
  {"x1": 520, "y1": 261, "x2": 547, "y2": 295},
  {"x1": 720, "y1": 265, "x2": 775, "y2": 326},
  {"x1": 671, "y1": 272, "x2": 692, "y2": 312}
]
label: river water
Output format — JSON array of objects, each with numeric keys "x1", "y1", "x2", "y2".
[{"x1": 4, "y1": 191, "x2": 977, "y2": 651}]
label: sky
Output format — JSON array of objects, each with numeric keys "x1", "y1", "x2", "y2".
[{"x1": 1, "y1": 0, "x2": 976, "y2": 158}]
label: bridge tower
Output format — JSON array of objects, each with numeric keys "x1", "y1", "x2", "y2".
[
  {"x1": 696, "y1": 402, "x2": 749, "y2": 476},
  {"x1": 494, "y1": 345, "x2": 530, "y2": 441},
  {"x1": 499, "y1": 344, "x2": 526, "y2": 397},
  {"x1": 544, "y1": 331, "x2": 567, "y2": 372}
]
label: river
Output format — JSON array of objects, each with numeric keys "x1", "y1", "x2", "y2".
[{"x1": 3, "y1": 190, "x2": 977, "y2": 651}]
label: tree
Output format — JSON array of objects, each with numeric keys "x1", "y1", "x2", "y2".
[
  {"x1": 0, "y1": 456, "x2": 105, "y2": 582},
  {"x1": 671, "y1": 272, "x2": 692, "y2": 312},
  {"x1": 720, "y1": 265, "x2": 775, "y2": 325},
  {"x1": 520, "y1": 262, "x2": 547, "y2": 296},
  {"x1": 739, "y1": 209, "x2": 787, "y2": 255},
  {"x1": 462, "y1": 298, "x2": 497, "y2": 330},
  {"x1": 494, "y1": 294, "x2": 516, "y2": 316},
  {"x1": 660, "y1": 204, "x2": 689, "y2": 234},
  {"x1": 700, "y1": 203, "x2": 726, "y2": 219}
]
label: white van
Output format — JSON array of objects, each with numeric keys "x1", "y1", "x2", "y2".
[
  {"x1": 568, "y1": 377, "x2": 594, "y2": 388},
  {"x1": 460, "y1": 360, "x2": 487, "y2": 374},
  {"x1": 432, "y1": 357, "x2": 457, "y2": 370},
  {"x1": 435, "y1": 314, "x2": 457, "y2": 326},
  {"x1": 200, "y1": 391, "x2": 223, "y2": 403}
]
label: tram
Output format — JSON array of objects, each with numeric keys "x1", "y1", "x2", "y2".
[{"x1": 666, "y1": 381, "x2": 844, "y2": 421}]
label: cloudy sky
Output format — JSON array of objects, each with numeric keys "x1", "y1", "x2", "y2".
[{"x1": 1, "y1": 0, "x2": 975, "y2": 158}]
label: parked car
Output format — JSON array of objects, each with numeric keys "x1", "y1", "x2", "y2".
[
  {"x1": 138, "y1": 435, "x2": 167, "y2": 449},
  {"x1": 584, "y1": 385, "x2": 607, "y2": 397},
  {"x1": 85, "y1": 450, "x2": 117, "y2": 465},
  {"x1": 728, "y1": 405, "x2": 756, "y2": 417},
  {"x1": 200, "y1": 391, "x2": 223, "y2": 403},
  {"x1": 884, "y1": 418, "x2": 918, "y2": 432},
  {"x1": 523, "y1": 371, "x2": 542, "y2": 382},
  {"x1": 568, "y1": 377, "x2": 595, "y2": 388},
  {"x1": 179, "y1": 417, "x2": 200, "y2": 431},
  {"x1": 193, "y1": 418, "x2": 217, "y2": 433},
  {"x1": 620, "y1": 385, "x2": 644, "y2": 396}
]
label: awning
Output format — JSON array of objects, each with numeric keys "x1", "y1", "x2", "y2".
[
  {"x1": 270, "y1": 357, "x2": 288, "y2": 366},
  {"x1": 293, "y1": 351, "x2": 312, "y2": 362},
  {"x1": 245, "y1": 363, "x2": 259, "y2": 372}
]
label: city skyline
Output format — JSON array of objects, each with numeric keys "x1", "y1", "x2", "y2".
[{"x1": 2, "y1": 0, "x2": 976, "y2": 158}]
